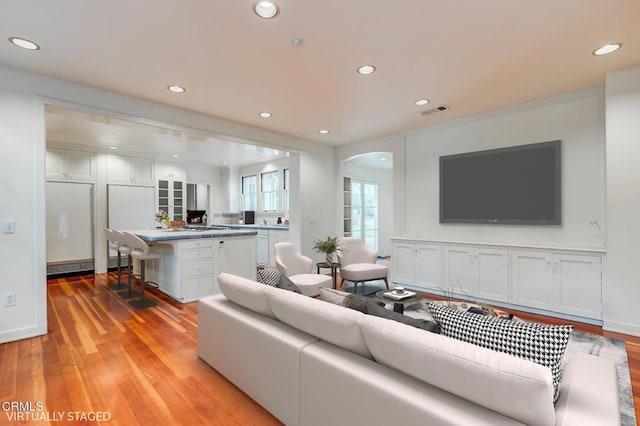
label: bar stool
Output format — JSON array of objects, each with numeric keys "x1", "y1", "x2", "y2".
[
  {"x1": 113, "y1": 230, "x2": 140, "y2": 299},
  {"x1": 104, "y1": 228, "x2": 127, "y2": 290},
  {"x1": 118, "y1": 231, "x2": 159, "y2": 309}
]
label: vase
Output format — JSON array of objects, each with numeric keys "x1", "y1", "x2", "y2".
[{"x1": 325, "y1": 252, "x2": 334, "y2": 265}]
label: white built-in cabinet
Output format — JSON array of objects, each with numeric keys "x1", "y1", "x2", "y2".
[
  {"x1": 511, "y1": 251, "x2": 602, "y2": 319},
  {"x1": 106, "y1": 154, "x2": 154, "y2": 186},
  {"x1": 444, "y1": 246, "x2": 510, "y2": 303},
  {"x1": 46, "y1": 147, "x2": 95, "y2": 182},
  {"x1": 392, "y1": 242, "x2": 442, "y2": 290},
  {"x1": 391, "y1": 238, "x2": 604, "y2": 321},
  {"x1": 158, "y1": 178, "x2": 185, "y2": 221}
]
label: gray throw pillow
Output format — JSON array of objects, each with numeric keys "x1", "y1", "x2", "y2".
[
  {"x1": 277, "y1": 274, "x2": 302, "y2": 293},
  {"x1": 366, "y1": 300, "x2": 441, "y2": 334},
  {"x1": 343, "y1": 294, "x2": 378, "y2": 313}
]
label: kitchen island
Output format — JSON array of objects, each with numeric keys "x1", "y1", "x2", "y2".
[{"x1": 130, "y1": 228, "x2": 257, "y2": 303}]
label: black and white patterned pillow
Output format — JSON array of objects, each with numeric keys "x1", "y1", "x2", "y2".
[
  {"x1": 257, "y1": 265, "x2": 281, "y2": 286},
  {"x1": 428, "y1": 302, "x2": 573, "y2": 402}
]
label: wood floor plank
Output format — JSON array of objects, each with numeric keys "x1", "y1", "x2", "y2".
[{"x1": 2, "y1": 272, "x2": 637, "y2": 425}]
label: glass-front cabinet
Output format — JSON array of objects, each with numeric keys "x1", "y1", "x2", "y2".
[{"x1": 158, "y1": 179, "x2": 184, "y2": 221}]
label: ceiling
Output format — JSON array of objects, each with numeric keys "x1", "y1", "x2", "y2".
[{"x1": 2, "y1": 1, "x2": 640, "y2": 147}]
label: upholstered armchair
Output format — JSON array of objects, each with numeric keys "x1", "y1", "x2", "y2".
[
  {"x1": 337, "y1": 237, "x2": 389, "y2": 294},
  {"x1": 274, "y1": 242, "x2": 333, "y2": 297}
]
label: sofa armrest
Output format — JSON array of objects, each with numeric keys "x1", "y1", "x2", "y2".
[{"x1": 554, "y1": 353, "x2": 620, "y2": 426}]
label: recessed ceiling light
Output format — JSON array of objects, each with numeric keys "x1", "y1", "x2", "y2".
[
  {"x1": 167, "y1": 85, "x2": 186, "y2": 93},
  {"x1": 593, "y1": 43, "x2": 622, "y2": 56},
  {"x1": 319, "y1": 129, "x2": 330, "y2": 134},
  {"x1": 220, "y1": 160, "x2": 228, "y2": 165},
  {"x1": 108, "y1": 146, "x2": 118, "y2": 150},
  {"x1": 8, "y1": 36, "x2": 40, "y2": 50},
  {"x1": 380, "y1": 157, "x2": 387, "y2": 161},
  {"x1": 415, "y1": 99, "x2": 430, "y2": 106},
  {"x1": 357, "y1": 65, "x2": 376, "y2": 75},
  {"x1": 259, "y1": 112, "x2": 272, "y2": 118},
  {"x1": 292, "y1": 38, "x2": 303, "y2": 46},
  {"x1": 258, "y1": 158, "x2": 265, "y2": 161},
  {"x1": 254, "y1": 1, "x2": 279, "y2": 19},
  {"x1": 172, "y1": 154, "x2": 181, "y2": 158}
]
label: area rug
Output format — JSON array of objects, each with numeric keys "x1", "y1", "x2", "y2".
[
  {"x1": 397, "y1": 301, "x2": 636, "y2": 425},
  {"x1": 563, "y1": 330, "x2": 636, "y2": 426}
]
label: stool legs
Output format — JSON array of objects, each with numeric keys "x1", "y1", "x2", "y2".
[
  {"x1": 109, "y1": 251, "x2": 128, "y2": 290},
  {"x1": 118, "y1": 255, "x2": 140, "y2": 299},
  {"x1": 129, "y1": 259, "x2": 157, "y2": 309}
]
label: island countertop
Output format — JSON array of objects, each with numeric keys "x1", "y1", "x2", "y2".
[{"x1": 130, "y1": 228, "x2": 258, "y2": 242}]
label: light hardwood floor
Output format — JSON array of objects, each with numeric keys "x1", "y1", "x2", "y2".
[{"x1": 1, "y1": 272, "x2": 639, "y2": 424}]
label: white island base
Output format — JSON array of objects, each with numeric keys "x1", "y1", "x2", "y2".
[{"x1": 130, "y1": 230, "x2": 257, "y2": 303}]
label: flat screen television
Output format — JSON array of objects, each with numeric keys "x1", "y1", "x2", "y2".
[{"x1": 439, "y1": 140, "x2": 561, "y2": 225}]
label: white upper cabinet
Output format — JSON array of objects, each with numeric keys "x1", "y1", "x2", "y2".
[
  {"x1": 46, "y1": 147, "x2": 95, "y2": 182},
  {"x1": 106, "y1": 154, "x2": 154, "y2": 185}
]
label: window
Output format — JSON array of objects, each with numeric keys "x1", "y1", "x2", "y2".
[
  {"x1": 351, "y1": 180, "x2": 379, "y2": 251},
  {"x1": 283, "y1": 168, "x2": 290, "y2": 211},
  {"x1": 261, "y1": 171, "x2": 279, "y2": 211},
  {"x1": 242, "y1": 175, "x2": 257, "y2": 211}
]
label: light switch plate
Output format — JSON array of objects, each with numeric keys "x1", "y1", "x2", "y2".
[{"x1": 3, "y1": 220, "x2": 15, "y2": 234}]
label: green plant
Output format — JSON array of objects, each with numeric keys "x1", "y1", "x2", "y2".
[{"x1": 312, "y1": 236, "x2": 342, "y2": 254}]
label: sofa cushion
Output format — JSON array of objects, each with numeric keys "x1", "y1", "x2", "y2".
[
  {"x1": 360, "y1": 314, "x2": 556, "y2": 426},
  {"x1": 267, "y1": 286, "x2": 372, "y2": 359},
  {"x1": 366, "y1": 301, "x2": 441, "y2": 333},
  {"x1": 428, "y1": 302, "x2": 572, "y2": 402},
  {"x1": 218, "y1": 272, "x2": 276, "y2": 319}
]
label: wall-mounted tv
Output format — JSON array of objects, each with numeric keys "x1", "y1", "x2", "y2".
[{"x1": 439, "y1": 140, "x2": 561, "y2": 225}]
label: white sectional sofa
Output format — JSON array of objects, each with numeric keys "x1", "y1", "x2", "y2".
[{"x1": 198, "y1": 273, "x2": 620, "y2": 426}]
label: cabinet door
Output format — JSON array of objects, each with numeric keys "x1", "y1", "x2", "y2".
[
  {"x1": 130, "y1": 157, "x2": 154, "y2": 185},
  {"x1": 106, "y1": 155, "x2": 132, "y2": 183},
  {"x1": 172, "y1": 180, "x2": 184, "y2": 221},
  {"x1": 45, "y1": 148, "x2": 66, "y2": 179},
  {"x1": 257, "y1": 232, "x2": 269, "y2": 266},
  {"x1": 444, "y1": 246, "x2": 477, "y2": 295},
  {"x1": 217, "y1": 237, "x2": 257, "y2": 282},
  {"x1": 554, "y1": 254, "x2": 602, "y2": 319},
  {"x1": 66, "y1": 149, "x2": 94, "y2": 180},
  {"x1": 415, "y1": 244, "x2": 442, "y2": 290},
  {"x1": 158, "y1": 180, "x2": 170, "y2": 216},
  {"x1": 511, "y1": 250, "x2": 554, "y2": 310},
  {"x1": 476, "y1": 248, "x2": 509, "y2": 302},
  {"x1": 391, "y1": 243, "x2": 416, "y2": 285}
]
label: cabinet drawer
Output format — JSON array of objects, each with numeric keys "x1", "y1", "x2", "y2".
[
  {"x1": 182, "y1": 248, "x2": 214, "y2": 261},
  {"x1": 180, "y1": 239, "x2": 214, "y2": 250},
  {"x1": 181, "y1": 259, "x2": 214, "y2": 278},
  {"x1": 182, "y1": 276, "x2": 215, "y2": 301}
]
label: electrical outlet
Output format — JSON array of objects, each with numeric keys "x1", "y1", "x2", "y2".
[
  {"x1": 3, "y1": 220, "x2": 15, "y2": 234},
  {"x1": 3, "y1": 293, "x2": 16, "y2": 307}
]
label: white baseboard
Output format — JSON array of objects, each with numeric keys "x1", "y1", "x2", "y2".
[
  {"x1": 603, "y1": 320, "x2": 640, "y2": 337},
  {"x1": 0, "y1": 324, "x2": 47, "y2": 344}
]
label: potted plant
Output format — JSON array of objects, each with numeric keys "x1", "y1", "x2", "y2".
[{"x1": 312, "y1": 236, "x2": 342, "y2": 265}]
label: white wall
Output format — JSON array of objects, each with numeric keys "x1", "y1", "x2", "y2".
[
  {"x1": 604, "y1": 65, "x2": 640, "y2": 335},
  {"x1": 0, "y1": 63, "x2": 335, "y2": 343},
  {"x1": 342, "y1": 164, "x2": 393, "y2": 256},
  {"x1": 402, "y1": 89, "x2": 605, "y2": 249}
]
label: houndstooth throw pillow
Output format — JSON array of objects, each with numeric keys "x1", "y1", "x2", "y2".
[
  {"x1": 257, "y1": 265, "x2": 281, "y2": 286},
  {"x1": 428, "y1": 302, "x2": 573, "y2": 402}
]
